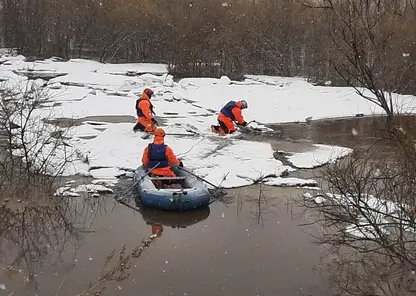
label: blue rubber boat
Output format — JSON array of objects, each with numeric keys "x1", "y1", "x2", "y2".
[{"x1": 134, "y1": 165, "x2": 212, "y2": 211}]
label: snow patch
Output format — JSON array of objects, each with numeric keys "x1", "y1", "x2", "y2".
[
  {"x1": 5, "y1": 57, "x2": 409, "y2": 188},
  {"x1": 88, "y1": 167, "x2": 125, "y2": 179},
  {"x1": 310, "y1": 192, "x2": 416, "y2": 237},
  {"x1": 55, "y1": 187, "x2": 81, "y2": 197},
  {"x1": 287, "y1": 144, "x2": 353, "y2": 169},
  {"x1": 91, "y1": 179, "x2": 119, "y2": 187},
  {"x1": 263, "y1": 177, "x2": 318, "y2": 187},
  {"x1": 73, "y1": 184, "x2": 114, "y2": 194}
]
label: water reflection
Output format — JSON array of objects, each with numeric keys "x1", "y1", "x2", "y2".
[
  {"x1": 0, "y1": 196, "x2": 105, "y2": 291},
  {"x1": 234, "y1": 185, "x2": 279, "y2": 226},
  {"x1": 268, "y1": 114, "x2": 416, "y2": 147},
  {"x1": 116, "y1": 196, "x2": 210, "y2": 232}
]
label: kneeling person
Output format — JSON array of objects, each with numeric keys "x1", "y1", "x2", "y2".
[
  {"x1": 211, "y1": 100, "x2": 248, "y2": 135},
  {"x1": 141, "y1": 128, "x2": 183, "y2": 177}
]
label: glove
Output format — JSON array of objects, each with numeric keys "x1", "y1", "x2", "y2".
[
  {"x1": 151, "y1": 118, "x2": 158, "y2": 125},
  {"x1": 179, "y1": 161, "x2": 184, "y2": 167},
  {"x1": 238, "y1": 121, "x2": 247, "y2": 127}
]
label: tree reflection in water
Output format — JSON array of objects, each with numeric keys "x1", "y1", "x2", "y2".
[
  {"x1": 0, "y1": 189, "x2": 211, "y2": 295},
  {"x1": 0, "y1": 195, "x2": 104, "y2": 291},
  {"x1": 236, "y1": 184, "x2": 279, "y2": 226}
]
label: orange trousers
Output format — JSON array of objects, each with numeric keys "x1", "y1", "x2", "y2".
[
  {"x1": 150, "y1": 167, "x2": 176, "y2": 177},
  {"x1": 218, "y1": 113, "x2": 236, "y2": 133},
  {"x1": 137, "y1": 117, "x2": 157, "y2": 132}
]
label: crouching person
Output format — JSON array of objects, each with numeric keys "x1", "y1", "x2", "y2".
[{"x1": 211, "y1": 100, "x2": 248, "y2": 135}]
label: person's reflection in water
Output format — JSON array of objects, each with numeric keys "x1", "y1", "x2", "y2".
[{"x1": 150, "y1": 222, "x2": 163, "y2": 237}]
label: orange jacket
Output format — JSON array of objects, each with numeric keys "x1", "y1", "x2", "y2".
[
  {"x1": 231, "y1": 106, "x2": 244, "y2": 124},
  {"x1": 136, "y1": 94, "x2": 154, "y2": 119},
  {"x1": 141, "y1": 136, "x2": 180, "y2": 176},
  {"x1": 218, "y1": 101, "x2": 245, "y2": 125}
]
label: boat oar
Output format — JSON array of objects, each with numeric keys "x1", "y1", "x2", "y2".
[
  {"x1": 141, "y1": 132, "x2": 198, "y2": 139},
  {"x1": 174, "y1": 166, "x2": 229, "y2": 204},
  {"x1": 115, "y1": 162, "x2": 160, "y2": 201},
  {"x1": 174, "y1": 165, "x2": 222, "y2": 190},
  {"x1": 165, "y1": 133, "x2": 199, "y2": 136}
]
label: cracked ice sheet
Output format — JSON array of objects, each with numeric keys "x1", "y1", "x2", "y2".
[
  {"x1": 43, "y1": 90, "x2": 211, "y2": 120},
  {"x1": 173, "y1": 138, "x2": 294, "y2": 188},
  {"x1": 51, "y1": 72, "x2": 157, "y2": 90},
  {"x1": 264, "y1": 177, "x2": 317, "y2": 187},
  {"x1": 46, "y1": 85, "x2": 92, "y2": 102},
  {"x1": 0, "y1": 58, "x2": 166, "y2": 94},
  {"x1": 49, "y1": 71, "x2": 168, "y2": 94},
  {"x1": 309, "y1": 192, "x2": 416, "y2": 237},
  {"x1": 46, "y1": 92, "x2": 136, "y2": 118},
  {"x1": 6, "y1": 58, "x2": 167, "y2": 78},
  {"x1": 152, "y1": 97, "x2": 213, "y2": 118},
  {"x1": 71, "y1": 123, "x2": 293, "y2": 188},
  {"x1": 3, "y1": 57, "x2": 416, "y2": 124},
  {"x1": 66, "y1": 123, "x2": 107, "y2": 139},
  {"x1": 287, "y1": 144, "x2": 353, "y2": 169}
]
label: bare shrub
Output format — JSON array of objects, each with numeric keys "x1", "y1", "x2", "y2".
[
  {"x1": 299, "y1": 122, "x2": 416, "y2": 296},
  {"x1": 0, "y1": 79, "x2": 90, "y2": 291},
  {"x1": 302, "y1": 0, "x2": 416, "y2": 117},
  {"x1": 0, "y1": 80, "x2": 75, "y2": 200},
  {"x1": 72, "y1": 234, "x2": 158, "y2": 296}
]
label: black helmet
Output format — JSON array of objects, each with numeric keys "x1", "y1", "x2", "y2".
[{"x1": 240, "y1": 100, "x2": 248, "y2": 109}]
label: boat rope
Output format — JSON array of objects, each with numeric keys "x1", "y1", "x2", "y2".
[{"x1": 176, "y1": 136, "x2": 206, "y2": 158}]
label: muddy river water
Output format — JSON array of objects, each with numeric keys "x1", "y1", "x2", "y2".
[
  {"x1": 2, "y1": 115, "x2": 414, "y2": 296},
  {"x1": 1, "y1": 187, "x2": 325, "y2": 296}
]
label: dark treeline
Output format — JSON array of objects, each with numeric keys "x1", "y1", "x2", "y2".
[{"x1": 0, "y1": 0, "x2": 415, "y2": 92}]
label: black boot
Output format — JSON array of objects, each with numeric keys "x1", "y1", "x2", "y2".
[
  {"x1": 133, "y1": 122, "x2": 143, "y2": 132},
  {"x1": 211, "y1": 125, "x2": 219, "y2": 133}
]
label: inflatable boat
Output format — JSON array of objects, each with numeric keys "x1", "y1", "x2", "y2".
[{"x1": 134, "y1": 165, "x2": 212, "y2": 211}]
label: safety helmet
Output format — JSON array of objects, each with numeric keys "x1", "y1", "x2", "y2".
[
  {"x1": 240, "y1": 100, "x2": 248, "y2": 109},
  {"x1": 143, "y1": 88, "x2": 154, "y2": 97},
  {"x1": 154, "y1": 128, "x2": 165, "y2": 137}
]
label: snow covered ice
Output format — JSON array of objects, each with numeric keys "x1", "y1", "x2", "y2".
[
  {"x1": 306, "y1": 191, "x2": 416, "y2": 238},
  {"x1": 2, "y1": 55, "x2": 415, "y2": 188},
  {"x1": 287, "y1": 144, "x2": 353, "y2": 169}
]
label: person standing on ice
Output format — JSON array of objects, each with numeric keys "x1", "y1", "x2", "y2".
[
  {"x1": 133, "y1": 88, "x2": 159, "y2": 132},
  {"x1": 211, "y1": 100, "x2": 248, "y2": 135},
  {"x1": 141, "y1": 128, "x2": 184, "y2": 177}
]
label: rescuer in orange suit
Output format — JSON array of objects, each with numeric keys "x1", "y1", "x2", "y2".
[
  {"x1": 141, "y1": 128, "x2": 183, "y2": 177},
  {"x1": 133, "y1": 88, "x2": 158, "y2": 132},
  {"x1": 211, "y1": 100, "x2": 248, "y2": 135}
]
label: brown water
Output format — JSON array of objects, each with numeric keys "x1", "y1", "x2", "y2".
[
  {"x1": 268, "y1": 114, "x2": 416, "y2": 148},
  {"x1": 5, "y1": 114, "x2": 412, "y2": 296},
  {"x1": 0, "y1": 186, "x2": 325, "y2": 296}
]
